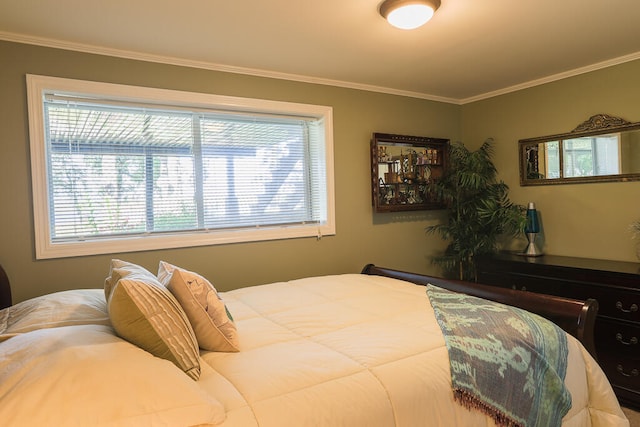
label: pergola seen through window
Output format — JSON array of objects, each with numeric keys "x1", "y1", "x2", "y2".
[{"x1": 28, "y1": 75, "x2": 335, "y2": 258}]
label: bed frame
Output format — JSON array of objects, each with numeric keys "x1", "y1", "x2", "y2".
[
  {"x1": 0, "y1": 263, "x2": 598, "y2": 358},
  {"x1": 0, "y1": 265, "x2": 10, "y2": 311},
  {"x1": 362, "y1": 264, "x2": 599, "y2": 358}
]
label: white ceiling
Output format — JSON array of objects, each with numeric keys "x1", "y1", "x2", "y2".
[{"x1": 2, "y1": 0, "x2": 640, "y2": 104}]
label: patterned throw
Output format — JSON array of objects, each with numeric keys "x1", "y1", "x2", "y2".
[{"x1": 426, "y1": 285, "x2": 571, "y2": 427}]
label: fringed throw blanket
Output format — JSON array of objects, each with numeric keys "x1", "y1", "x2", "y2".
[{"x1": 426, "y1": 285, "x2": 571, "y2": 427}]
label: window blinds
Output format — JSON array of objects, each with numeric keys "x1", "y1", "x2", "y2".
[{"x1": 44, "y1": 96, "x2": 326, "y2": 242}]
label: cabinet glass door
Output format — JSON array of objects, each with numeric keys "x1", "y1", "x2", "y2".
[{"x1": 371, "y1": 133, "x2": 449, "y2": 212}]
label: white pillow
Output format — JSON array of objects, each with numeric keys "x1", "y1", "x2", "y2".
[
  {"x1": 0, "y1": 324, "x2": 225, "y2": 426},
  {"x1": 0, "y1": 289, "x2": 109, "y2": 335},
  {"x1": 158, "y1": 261, "x2": 239, "y2": 352},
  {"x1": 106, "y1": 260, "x2": 201, "y2": 380}
]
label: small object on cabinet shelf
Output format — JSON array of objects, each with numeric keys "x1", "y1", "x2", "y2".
[{"x1": 384, "y1": 172, "x2": 397, "y2": 183}]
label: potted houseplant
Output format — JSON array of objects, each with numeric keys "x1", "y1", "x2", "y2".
[
  {"x1": 426, "y1": 139, "x2": 526, "y2": 281},
  {"x1": 631, "y1": 220, "x2": 640, "y2": 260}
]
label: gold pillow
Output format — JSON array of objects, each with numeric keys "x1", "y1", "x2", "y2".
[
  {"x1": 158, "y1": 261, "x2": 239, "y2": 352},
  {"x1": 106, "y1": 260, "x2": 201, "y2": 380}
]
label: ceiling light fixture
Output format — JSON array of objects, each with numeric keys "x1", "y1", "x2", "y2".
[{"x1": 379, "y1": 0, "x2": 441, "y2": 30}]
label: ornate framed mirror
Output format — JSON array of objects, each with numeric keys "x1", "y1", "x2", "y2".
[{"x1": 519, "y1": 114, "x2": 640, "y2": 186}]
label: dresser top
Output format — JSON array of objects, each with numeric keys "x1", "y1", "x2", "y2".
[{"x1": 490, "y1": 252, "x2": 640, "y2": 276}]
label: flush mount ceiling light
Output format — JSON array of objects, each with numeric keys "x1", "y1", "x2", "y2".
[{"x1": 379, "y1": 0, "x2": 441, "y2": 30}]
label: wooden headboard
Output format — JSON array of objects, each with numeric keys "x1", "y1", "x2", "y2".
[
  {"x1": 0, "y1": 262, "x2": 597, "y2": 358},
  {"x1": 0, "y1": 264, "x2": 12, "y2": 310},
  {"x1": 361, "y1": 264, "x2": 599, "y2": 359}
]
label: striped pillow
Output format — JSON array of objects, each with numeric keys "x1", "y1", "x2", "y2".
[
  {"x1": 106, "y1": 260, "x2": 201, "y2": 380},
  {"x1": 158, "y1": 261, "x2": 239, "y2": 352},
  {"x1": 104, "y1": 259, "x2": 153, "y2": 300}
]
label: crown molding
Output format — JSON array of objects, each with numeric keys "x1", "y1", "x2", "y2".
[
  {"x1": 2, "y1": 31, "x2": 639, "y2": 106},
  {"x1": 0, "y1": 31, "x2": 459, "y2": 104},
  {"x1": 460, "y1": 50, "x2": 640, "y2": 104}
]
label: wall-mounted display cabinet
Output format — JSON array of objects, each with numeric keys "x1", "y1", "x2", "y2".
[{"x1": 371, "y1": 133, "x2": 449, "y2": 213}]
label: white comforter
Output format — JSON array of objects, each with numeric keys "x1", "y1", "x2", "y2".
[
  {"x1": 199, "y1": 274, "x2": 627, "y2": 427},
  {"x1": 0, "y1": 274, "x2": 629, "y2": 426}
]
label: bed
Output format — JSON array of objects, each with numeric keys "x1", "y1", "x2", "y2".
[{"x1": 0, "y1": 261, "x2": 629, "y2": 427}]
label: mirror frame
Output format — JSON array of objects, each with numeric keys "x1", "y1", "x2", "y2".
[{"x1": 519, "y1": 114, "x2": 640, "y2": 186}]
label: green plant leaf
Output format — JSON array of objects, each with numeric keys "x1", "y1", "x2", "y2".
[{"x1": 426, "y1": 139, "x2": 526, "y2": 281}]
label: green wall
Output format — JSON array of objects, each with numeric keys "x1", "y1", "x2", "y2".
[
  {"x1": 0, "y1": 41, "x2": 458, "y2": 303},
  {"x1": 3, "y1": 39, "x2": 639, "y2": 303},
  {"x1": 461, "y1": 59, "x2": 640, "y2": 261}
]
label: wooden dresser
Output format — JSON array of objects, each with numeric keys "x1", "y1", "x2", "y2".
[{"x1": 476, "y1": 253, "x2": 640, "y2": 408}]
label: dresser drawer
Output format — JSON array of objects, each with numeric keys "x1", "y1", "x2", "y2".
[
  {"x1": 493, "y1": 274, "x2": 640, "y2": 322},
  {"x1": 598, "y1": 351, "x2": 640, "y2": 392},
  {"x1": 595, "y1": 318, "x2": 640, "y2": 357}
]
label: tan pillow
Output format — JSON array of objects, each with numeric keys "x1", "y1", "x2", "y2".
[
  {"x1": 158, "y1": 261, "x2": 239, "y2": 352},
  {"x1": 104, "y1": 258, "x2": 154, "y2": 300},
  {"x1": 106, "y1": 260, "x2": 201, "y2": 380}
]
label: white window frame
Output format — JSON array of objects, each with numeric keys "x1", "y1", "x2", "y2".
[{"x1": 27, "y1": 74, "x2": 335, "y2": 259}]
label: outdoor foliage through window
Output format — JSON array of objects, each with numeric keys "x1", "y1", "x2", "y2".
[
  {"x1": 46, "y1": 99, "x2": 324, "y2": 240},
  {"x1": 27, "y1": 75, "x2": 333, "y2": 258}
]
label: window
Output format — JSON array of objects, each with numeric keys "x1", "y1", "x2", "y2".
[
  {"x1": 535, "y1": 135, "x2": 621, "y2": 180},
  {"x1": 563, "y1": 135, "x2": 620, "y2": 177},
  {"x1": 27, "y1": 75, "x2": 335, "y2": 259}
]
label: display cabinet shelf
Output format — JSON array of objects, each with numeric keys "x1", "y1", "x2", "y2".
[{"x1": 371, "y1": 132, "x2": 449, "y2": 213}]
